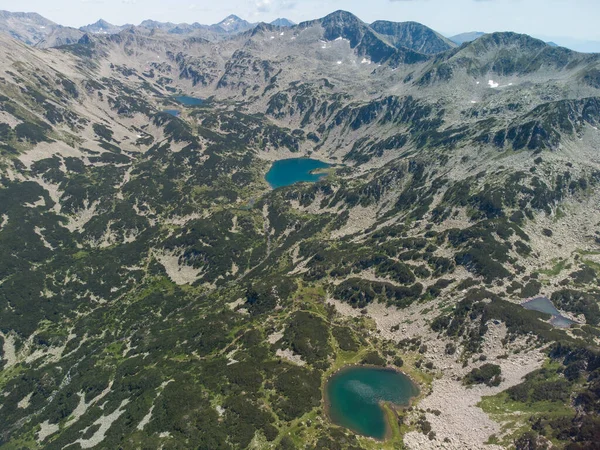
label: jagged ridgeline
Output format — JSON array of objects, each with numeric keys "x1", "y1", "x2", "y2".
[{"x1": 0, "y1": 9, "x2": 599, "y2": 450}]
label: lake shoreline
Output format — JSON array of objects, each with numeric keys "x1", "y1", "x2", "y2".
[
  {"x1": 521, "y1": 296, "x2": 579, "y2": 328},
  {"x1": 322, "y1": 364, "x2": 420, "y2": 442},
  {"x1": 265, "y1": 157, "x2": 332, "y2": 189}
]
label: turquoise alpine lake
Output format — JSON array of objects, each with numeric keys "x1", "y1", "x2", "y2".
[
  {"x1": 174, "y1": 95, "x2": 204, "y2": 106},
  {"x1": 265, "y1": 158, "x2": 331, "y2": 189},
  {"x1": 325, "y1": 367, "x2": 419, "y2": 440}
]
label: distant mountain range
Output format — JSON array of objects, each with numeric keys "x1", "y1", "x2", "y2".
[
  {"x1": 79, "y1": 15, "x2": 295, "y2": 36},
  {"x1": 449, "y1": 31, "x2": 486, "y2": 45},
  {"x1": 448, "y1": 30, "x2": 600, "y2": 52},
  {"x1": 0, "y1": 10, "x2": 296, "y2": 47},
  {"x1": 79, "y1": 19, "x2": 131, "y2": 35},
  {"x1": 0, "y1": 9, "x2": 598, "y2": 53}
]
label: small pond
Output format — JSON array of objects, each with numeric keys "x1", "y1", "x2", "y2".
[
  {"x1": 163, "y1": 109, "x2": 181, "y2": 117},
  {"x1": 173, "y1": 95, "x2": 204, "y2": 106},
  {"x1": 265, "y1": 158, "x2": 331, "y2": 189},
  {"x1": 521, "y1": 297, "x2": 576, "y2": 328},
  {"x1": 325, "y1": 366, "x2": 419, "y2": 440}
]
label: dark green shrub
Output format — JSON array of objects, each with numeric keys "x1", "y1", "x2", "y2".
[{"x1": 463, "y1": 364, "x2": 502, "y2": 386}]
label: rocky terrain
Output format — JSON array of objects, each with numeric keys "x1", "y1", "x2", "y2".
[{"x1": 0, "y1": 9, "x2": 599, "y2": 450}]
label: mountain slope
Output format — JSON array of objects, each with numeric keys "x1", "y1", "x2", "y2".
[
  {"x1": 371, "y1": 20, "x2": 456, "y2": 54},
  {"x1": 0, "y1": 10, "x2": 56, "y2": 41},
  {"x1": 298, "y1": 10, "x2": 429, "y2": 65}
]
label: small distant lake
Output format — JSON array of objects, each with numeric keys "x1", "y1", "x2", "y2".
[
  {"x1": 522, "y1": 297, "x2": 576, "y2": 328},
  {"x1": 325, "y1": 366, "x2": 419, "y2": 440},
  {"x1": 162, "y1": 96, "x2": 203, "y2": 116},
  {"x1": 163, "y1": 109, "x2": 181, "y2": 117},
  {"x1": 265, "y1": 158, "x2": 331, "y2": 189},
  {"x1": 173, "y1": 95, "x2": 204, "y2": 106}
]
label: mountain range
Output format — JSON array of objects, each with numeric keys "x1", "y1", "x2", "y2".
[
  {"x1": 449, "y1": 31, "x2": 486, "y2": 45},
  {"x1": 0, "y1": 8, "x2": 599, "y2": 450},
  {"x1": 0, "y1": 10, "x2": 298, "y2": 47}
]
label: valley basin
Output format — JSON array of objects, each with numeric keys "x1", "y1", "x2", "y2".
[{"x1": 324, "y1": 366, "x2": 419, "y2": 440}]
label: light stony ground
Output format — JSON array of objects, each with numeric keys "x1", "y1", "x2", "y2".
[
  {"x1": 155, "y1": 250, "x2": 204, "y2": 285},
  {"x1": 18, "y1": 141, "x2": 88, "y2": 169},
  {"x1": 68, "y1": 382, "x2": 114, "y2": 427},
  {"x1": 75, "y1": 398, "x2": 130, "y2": 449},
  {"x1": 62, "y1": 200, "x2": 99, "y2": 233},
  {"x1": 17, "y1": 392, "x2": 33, "y2": 409},
  {"x1": 228, "y1": 298, "x2": 246, "y2": 310},
  {"x1": 330, "y1": 205, "x2": 379, "y2": 239},
  {"x1": 276, "y1": 348, "x2": 306, "y2": 366},
  {"x1": 37, "y1": 420, "x2": 60, "y2": 443},
  {"x1": 0, "y1": 332, "x2": 17, "y2": 367},
  {"x1": 267, "y1": 330, "x2": 284, "y2": 344},
  {"x1": 403, "y1": 339, "x2": 545, "y2": 450}
]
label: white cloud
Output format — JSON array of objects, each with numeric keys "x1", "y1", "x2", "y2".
[{"x1": 255, "y1": 0, "x2": 296, "y2": 13}]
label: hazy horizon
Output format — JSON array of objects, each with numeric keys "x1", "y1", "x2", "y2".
[{"x1": 1, "y1": 0, "x2": 600, "y2": 52}]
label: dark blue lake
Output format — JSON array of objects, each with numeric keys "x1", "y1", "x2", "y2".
[
  {"x1": 522, "y1": 297, "x2": 576, "y2": 328},
  {"x1": 174, "y1": 96, "x2": 204, "y2": 106},
  {"x1": 326, "y1": 366, "x2": 419, "y2": 440},
  {"x1": 265, "y1": 158, "x2": 331, "y2": 189}
]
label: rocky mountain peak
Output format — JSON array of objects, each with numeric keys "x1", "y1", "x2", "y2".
[
  {"x1": 216, "y1": 14, "x2": 253, "y2": 33},
  {"x1": 79, "y1": 19, "x2": 123, "y2": 34},
  {"x1": 270, "y1": 18, "x2": 295, "y2": 27},
  {"x1": 299, "y1": 10, "x2": 366, "y2": 48},
  {"x1": 93, "y1": 19, "x2": 113, "y2": 28}
]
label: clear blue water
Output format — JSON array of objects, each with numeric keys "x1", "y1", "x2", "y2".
[
  {"x1": 522, "y1": 297, "x2": 576, "y2": 328},
  {"x1": 326, "y1": 367, "x2": 419, "y2": 440},
  {"x1": 265, "y1": 158, "x2": 331, "y2": 189},
  {"x1": 174, "y1": 95, "x2": 204, "y2": 106},
  {"x1": 163, "y1": 109, "x2": 181, "y2": 117}
]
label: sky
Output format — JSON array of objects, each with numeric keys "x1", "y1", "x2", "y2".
[{"x1": 2, "y1": 0, "x2": 600, "y2": 50}]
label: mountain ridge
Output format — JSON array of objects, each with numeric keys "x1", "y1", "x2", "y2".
[{"x1": 371, "y1": 20, "x2": 456, "y2": 54}]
